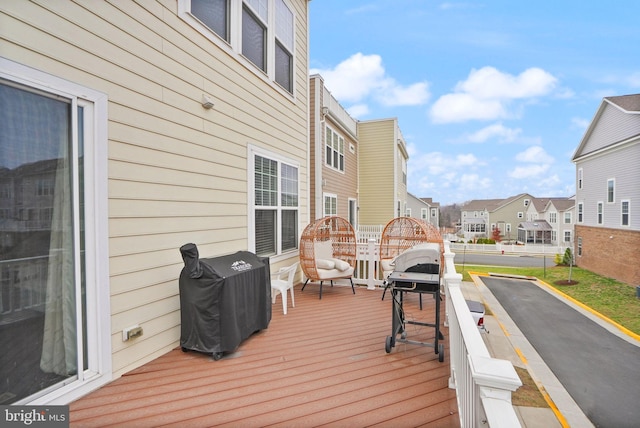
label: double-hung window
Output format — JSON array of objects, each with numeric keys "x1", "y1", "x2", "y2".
[
  {"x1": 250, "y1": 146, "x2": 299, "y2": 257},
  {"x1": 577, "y1": 203, "x2": 583, "y2": 223},
  {"x1": 180, "y1": 0, "x2": 295, "y2": 94},
  {"x1": 621, "y1": 200, "x2": 630, "y2": 226},
  {"x1": 325, "y1": 126, "x2": 344, "y2": 172},
  {"x1": 597, "y1": 202, "x2": 603, "y2": 224}
]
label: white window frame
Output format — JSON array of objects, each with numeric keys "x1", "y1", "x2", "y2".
[
  {"x1": 421, "y1": 208, "x2": 428, "y2": 220},
  {"x1": 597, "y1": 202, "x2": 603, "y2": 224},
  {"x1": 564, "y1": 230, "x2": 572, "y2": 243},
  {"x1": 178, "y1": 0, "x2": 296, "y2": 96},
  {"x1": 248, "y1": 145, "x2": 300, "y2": 261},
  {"x1": 325, "y1": 125, "x2": 345, "y2": 172},
  {"x1": 323, "y1": 193, "x2": 337, "y2": 217},
  {"x1": 564, "y1": 211, "x2": 572, "y2": 224},
  {"x1": 549, "y1": 212, "x2": 557, "y2": 223},
  {"x1": 578, "y1": 168, "x2": 583, "y2": 190},
  {"x1": 577, "y1": 202, "x2": 583, "y2": 223},
  {"x1": 607, "y1": 178, "x2": 615, "y2": 203},
  {"x1": 621, "y1": 200, "x2": 630, "y2": 226},
  {"x1": 1, "y1": 58, "x2": 111, "y2": 404},
  {"x1": 517, "y1": 212, "x2": 523, "y2": 219}
]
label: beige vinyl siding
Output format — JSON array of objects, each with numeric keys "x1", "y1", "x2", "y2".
[
  {"x1": 2, "y1": 0, "x2": 308, "y2": 379},
  {"x1": 358, "y1": 119, "x2": 396, "y2": 225}
]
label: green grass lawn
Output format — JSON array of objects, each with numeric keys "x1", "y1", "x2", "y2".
[{"x1": 456, "y1": 264, "x2": 640, "y2": 336}]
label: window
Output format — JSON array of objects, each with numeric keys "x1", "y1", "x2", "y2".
[
  {"x1": 421, "y1": 208, "x2": 428, "y2": 220},
  {"x1": 564, "y1": 211, "x2": 572, "y2": 224},
  {"x1": 597, "y1": 202, "x2": 603, "y2": 224},
  {"x1": 431, "y1": 208, "x2": 437, "y2": 217},
  {"x1": 181, "y1": 0, "x2": 295, "y2": 94},
  {"x1": 517, "y1": 212, "x2": 523, "y2": 219},
  {"x1": 0, "y1": 59, "x2": 110, "y2": 403},
  {"x1": 621, "y1": 200, "x2": 630, "y2": 226},
  {"x1": 242, "y1": 3, "x2": 267, "y2": 72},
  {"x1": 564, "y1": 231, "x2": 572, "y2": 242},
  {"x1": 524, "y1": 199, "x2": 530, "y2": 207},
  {"x1": 549, "y1": 212, "x2": 557, "y2": 223},
  {"x1": 325, "y1": 126, "x2": 344, "y2": 172},
  {"x1": 406, "y1": 208, "x2": 412, "y2": 217},
  {"x1": 274, "y1": 0, "x2": 293, "y2": 92},
  {"x1": 578, "y1": 168, "x2": 583, "y2": 189},
  {"x1": 506, "y1": 223, "x2": 511, "y2": 232},
  {"x1": 251, "y1": 148, "x2": 299, "y2": 257},
  {"x1": 607, "y1": 179, "x2": 615, "y2": 203},
  {"x1": 577, "y1": 203, "x2": 583, "y2": 223},
  {"x1": 323, "y1": 193, "x2": 337, "y2": 216},
  {"x1": 577, "y1": 237, "x2": 582, "y2": 256},
  {"x1": 191, "y1": 0, "x2": 229, "y2": 41}
]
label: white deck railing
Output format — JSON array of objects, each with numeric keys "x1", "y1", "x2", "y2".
[
  {"x1": 351, "y1": 232, "x2": 523, "y2": 427},
  {"x1": 442, "y1": 243, "x2": 522, "y2": 427}
]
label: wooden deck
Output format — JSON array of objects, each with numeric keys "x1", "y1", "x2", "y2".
[{"x1": 70, "y1": 284, "x2": 459, "y2": 427}]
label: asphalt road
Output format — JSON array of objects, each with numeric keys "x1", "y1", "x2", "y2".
[
  {"x1": 454, "y1": 252, "x2": 550, "y2": 268},
  {"x1": 480, "y1": 276, "x2": 640, "y2": 428}
]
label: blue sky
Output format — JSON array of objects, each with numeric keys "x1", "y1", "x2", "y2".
[{"x1": 308, "y1": 1, "x2": 640, "y2": 205}]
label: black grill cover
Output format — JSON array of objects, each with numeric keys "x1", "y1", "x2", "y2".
[{"x1": 179, "y1": 243, "x2": 271, "y2": 356}]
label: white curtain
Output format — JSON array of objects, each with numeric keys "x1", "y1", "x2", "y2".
[{"x1": 39, "y1": 105, "x2": 77, "y2": 377}]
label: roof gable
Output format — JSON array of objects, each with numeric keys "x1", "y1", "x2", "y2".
[{"x1": 573, "y1": 94, "x2": 640, "y2": 161}]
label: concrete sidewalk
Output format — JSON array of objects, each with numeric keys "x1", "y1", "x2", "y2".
[{"x1": 460, "y1": 279, "x2": 593, "y2": 428}]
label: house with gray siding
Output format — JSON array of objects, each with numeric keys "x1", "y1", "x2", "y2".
[
  {"x1": 572, "y1": 93, "x2": 640, "y2": 285},
  {"x1": 406, "y1": 192, "x2": 440, "y2": 227}
]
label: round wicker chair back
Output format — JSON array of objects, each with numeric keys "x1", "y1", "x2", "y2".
[
  {"x1": 380, "y1": 217, "x2": 444, "y2": 267},
  {"x1": 299, "y1": 216, "x2": 357, "y2": 281}
]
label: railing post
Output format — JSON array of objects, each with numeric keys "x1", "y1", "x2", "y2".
[{"x1": 367, "y1": 238, "x2": 376, "y2": 290}]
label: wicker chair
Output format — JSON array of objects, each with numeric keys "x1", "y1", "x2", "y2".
[
  {"x1": 299, "y1": 216, "x2": 357, "y2": 299},
  {"x1": 379, "y1": 217, "x2": 444, "y2": 302}
]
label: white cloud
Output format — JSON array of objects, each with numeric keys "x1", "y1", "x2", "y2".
[
  {"x1": 378, "y1": 82, "x2": 430, "y2": 106},
  {"x1": 430, "y1": 93, "x2": 506, "y2": 123},
  {"x1": 456, "y1": 66, "x2": 557, "y2": 99},
  {"x1": 571, "y1": 117, "x2": 590, "y2": 130},
  {"x1": 347, "y1": 104, "x2": 370, "y2": 117},
  {"x1": 310, "y1": 53, "x2": 430, "y2": 113},
  {"x1": 429, "y1": 66, "x2": 558, "y2": 123},
  {"x1": 508, "y1": 164, "x2": 551, "y2": 179},
  {"x1": 515, "y1": 146, "x2": 555, "y2": 164},
  {"x1": 467, "y1": 123, "x2": 522, "y2": 143}
]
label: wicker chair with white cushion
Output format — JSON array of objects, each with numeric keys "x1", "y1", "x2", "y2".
[{"x1": 299, "y1": 216, "x2": 356, "y2": 299}]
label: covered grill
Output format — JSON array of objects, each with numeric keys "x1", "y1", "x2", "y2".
[
  {"x1": 178, "y1": 243, "x2": 271, "y2": 360},
  {"x1": 384, "y1": 242, "x2": 445, "y2": 362}
]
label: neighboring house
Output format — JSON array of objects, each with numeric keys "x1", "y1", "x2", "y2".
[
  {"x1": 406, "y1": 192, "x2": 427, "y2": 220},
  {"x1": 572, "y1": 94, "x2": 640, "y2": 285},
  {"x1": 460, "y1": 194, "x2": 534, "y2": 242},
  {"x1": 421, "y1": 197, "x2": 440, "y2": 228},
  {"x1": 543, "y1": 197, "x2": 575, "y2": 246},
  {"x1": 357, "y1": 118, "x2": 409, "y2": 225},
  {"x1": 0, "y1": 0, "x2": 310, "y2": 405},
  {"x1": 309, "y1": 75, "x2": 359, "y2": 226},
  {"x1": 460, "y1": 193, "x2": 574, "y2": 244}
]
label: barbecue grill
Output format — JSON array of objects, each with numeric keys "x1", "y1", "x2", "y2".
[{"x1": 384, "y1": 242, "x2": 445, "y2": 362}]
